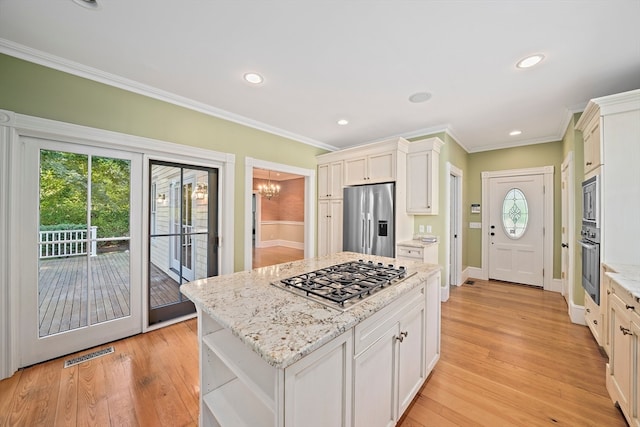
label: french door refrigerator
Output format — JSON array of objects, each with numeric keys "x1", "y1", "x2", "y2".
[{"x1": 343, "y1": 182, "x2": 395, "y2": 257}]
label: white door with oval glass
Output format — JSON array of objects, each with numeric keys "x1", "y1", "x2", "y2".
[{"x1": 488, "y1": 174, "x2": 544, "y2": 287}]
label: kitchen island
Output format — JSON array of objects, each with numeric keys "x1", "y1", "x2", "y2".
[{"x1": 180, "y1": 252, "x2": 441, "y2": 427}]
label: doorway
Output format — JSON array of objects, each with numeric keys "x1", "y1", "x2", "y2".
[
  {"x1": 148, "y1": 161, "x2": 219, "y2": 325},
  {"x1": 481, "y1": 167, "x2": 554, "y2": 290},
  {"x1": 244, "y1": 158, "x2": 316, "y2": 271},
  {"x1": 446, "y1": 163, "x2": 463, "y2": 295}
]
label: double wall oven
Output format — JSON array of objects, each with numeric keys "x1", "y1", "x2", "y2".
[{"x1": 579, "y1": 175, "x2": 600, "y2": 304}]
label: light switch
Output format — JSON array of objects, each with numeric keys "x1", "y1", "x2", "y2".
[
  {"x1": 419, "y1": 225, "x2": 425, "y2": 233},
  {"x1": 469, "y1": 222, "x2": 482, "y2": 229},
  {"x1": 426, "y1": 225, "x2": 432, "y2": 233}
]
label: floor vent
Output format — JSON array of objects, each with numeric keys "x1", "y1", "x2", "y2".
[
  {"x1": 64, "y1": 346, "x2": 114, "y2": 368},
  {"x1": 465, "y1": 280, "x2": 475, "y2": 285}
]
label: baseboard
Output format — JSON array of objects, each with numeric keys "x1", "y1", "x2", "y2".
[
  {"x1": 441, "y1": 285, "x2": 449, "y2": 302},
  {"x1": 569, "y1": 301, "x2": 586, "y2": 325},
  {"x1": 460, "y1": 267, "x2": 470, "y2": 286},
  {"x1": 258, "y1": 240, "x2": 304, "y2": 250},
  {"x1": 467, "y1": 266, "x2": 483, "y2": 280},
  {"x1": 548, "y1": 278, "x2": 563, "y2": 293}
]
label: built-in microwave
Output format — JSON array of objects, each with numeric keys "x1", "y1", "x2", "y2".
[{"x1": 582, "y1": 175, "x2": 600, "y2": 227}]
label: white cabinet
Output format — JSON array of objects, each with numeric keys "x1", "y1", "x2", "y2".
[
  {"x1": 198, "y1": 308, "x2": 353, "y2": 427},
  {"x1": 353, "y1": 286, "x2": 425, "y2": 427},
  {"x1": 584, "y1": 290, "x2": 603, "y2": 346},
  {"x1": 580, "y1": 112, "x2": 601, "y2": 176},
  {"x1": 318, "y1": 199, "x2": 342, "y2": 257},
  {"x1": 406, "y1": 137, "x2": 443, "y2": 215},
  {"x1": 344, "y1": 151, "x2": 395, "y2": 185},
  {"x1": 284, "y1": 330, "x2": 353, "y2": 427},
  {"x1": 606, "y1": 276, "x2": 639, "y2": 426},
  {"x1": 397, "y1": 241, "x2": 439, "y2": 265},
  {"x1": 318, "y1": 161, "x2": 343, "y2": 200}
]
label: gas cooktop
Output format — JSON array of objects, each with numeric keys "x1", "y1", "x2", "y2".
[{"x1": 272, "y1": 260, "x2": 414, "y2": 311}]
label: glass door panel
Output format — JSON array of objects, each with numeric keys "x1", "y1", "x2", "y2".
[
  {"x1": 149, "y1": 162, "x2": 218, "y2": 325},
  {"x1": 37, "y1": 149, "x2": 133, "y2": 336}
]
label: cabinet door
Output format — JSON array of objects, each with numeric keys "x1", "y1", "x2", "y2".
[
  {"x1": 353, "y1": 323, "x2": 397, "y2": 427},
  {"x1": 318, "y1": 200, "x2": 343, "y2": 257},
  {"x1": 329, "y1": 199, "x2": 343, "y2": 254},
  {"x1": 406, "y1": 151, "x2": 432, "y2": 213},
  {"x1": 584, "y1": 116, "x2": 600, "y2": 175},
  {"x1": 329, "y1": 162, "x2": 343, "y2": 198},
  {"x1": 318, "y1": 164, "x2": 331, "y2": 199},
  {"x1": 285, "y1": 330, "x2": 353, "y2": 427},
  {"x1": 344, "y1": 157, "x2": 368, "y2": 185},
  {"x1": 397, "y1": 300, "x2": 426, "y2": 416},
  {"x1": 318, "y1": 162, "x2": 343, "y2": 199},
  {"x1": 368, "y1": 151, "x2": 395, "y2": 183},
  {"x1": 609, "y1": 294, "x2": 632, "y2": 414}
]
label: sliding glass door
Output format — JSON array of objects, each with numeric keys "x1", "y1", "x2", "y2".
[{"x1": 149, "y1": 161, "x2": 218, "y2": 324}]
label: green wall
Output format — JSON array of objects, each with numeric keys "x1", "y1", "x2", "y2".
[
  {"x1": 467, "y1": 141, "x2": 564, "y2": 278},
  {"x1": 0, "y1": 54, "x2": 327, "y2": 272}
]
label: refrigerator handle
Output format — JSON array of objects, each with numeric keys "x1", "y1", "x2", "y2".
[
  {"x1": 361, "y1": 215, "x2": 366, "y2": 250},
  {"x1": 367, "y1": 213, "x2": 372, "y2": 250}
]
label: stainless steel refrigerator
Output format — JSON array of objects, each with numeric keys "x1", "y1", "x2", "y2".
[{"x1": 343, "y1": 183, "x2": 395, "y2": 257}]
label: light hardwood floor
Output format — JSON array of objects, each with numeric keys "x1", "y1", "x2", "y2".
[
  {"x1": 252, "y1": 245, "x2": 304, "y2": 269},
  {"x1": 0, "y1": 279, "x2": 626, "y2": 426}
]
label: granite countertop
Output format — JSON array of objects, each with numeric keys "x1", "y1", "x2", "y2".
[
  {"x1": 603, "y1": 263, "x2": 640, "y2": 301},
  {"x1": 397, "y1": 239, "x2": 438, "y2": 248},
  {"x1": 180, "y1": 252, "x2": 440, "y2": 369}
]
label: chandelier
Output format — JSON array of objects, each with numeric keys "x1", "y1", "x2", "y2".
[{"x1": 258, "y1": 170, "x2": 280, "y2": 200}]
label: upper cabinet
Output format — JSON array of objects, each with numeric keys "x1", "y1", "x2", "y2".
[
  {"x1": 318, "y1": 161, "x2": 343, "y2": 199},
  {"x1": 406, "y1": 137, "x2": 443, "y2": 215},
  {"x1": 577, "y1": 109, "x2": 602, "y2": 177},
  {"x1": 343, "y1": 150, "x2": 396, "y2": 186}
]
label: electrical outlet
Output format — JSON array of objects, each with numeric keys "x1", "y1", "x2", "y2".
[
  {"x1": 426, "y1": 225, "x2": 432, "y2": 233},
  {"x1": 419, "y1": 225, "x2": 425, "y2": 233}
]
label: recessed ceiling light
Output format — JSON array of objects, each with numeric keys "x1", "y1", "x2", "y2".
[
  {"x1": 516, "y1": 54, "x2": 545, "y2": 69},
  {"x1": 337, "y1": 119, "x2": 349, "y2": 126},
  {"x1": 408, "y1": 92, "x2": 432, "y2": 103},
  {"x1": 243, "y1": 73, "x2": 264, "y2": 84},
  {"x1": 71, "y1": 0, "x2": 100, "y2": 9},
  {"x1": 509, "y1": 130, "x2": 522, "y2": 136}
]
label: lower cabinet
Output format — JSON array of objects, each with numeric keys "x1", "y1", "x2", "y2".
[
  {"x1": 352, "y1": 285, "x2": 429, "y2": 427},
  {"x1": 584, "y1": 290, "x2": 603, "y2": 346},
  {"x1": 197, "y1": 272, "x2": 441, "y2": 427},
  {"x1": 606, "y1": 279, "x2": 639, "y2": 426}
]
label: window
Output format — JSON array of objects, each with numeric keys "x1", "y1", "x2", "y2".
[{"x1": 502, "y1": 188, "x2": 528, "y2": 239}]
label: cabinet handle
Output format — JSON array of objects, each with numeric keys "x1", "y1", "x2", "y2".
[
  {"x1": 586, "y1": 308, "x2": 590, "y2": 313},
  {"x1": 626, "y1": 304, "x2": 635, "y2": 310},
  {"x1": 395, "y1": 335, "x2": 404, "y2": 343},
  {"x1": 620, "y1": 326, "x2": 632, "y2": 336},
  {"x1": 607, "y1": 290, "x2": 611, "y2": 295},
  {"x1": 400, "y1": 331, "x2": 408, "y2": 339},
  {"x1": 593, "y1": 320, "x2": 598, "y2": 325},
  {"x1": 586, "y1": 161, "x2": 593, "y2": 166}
]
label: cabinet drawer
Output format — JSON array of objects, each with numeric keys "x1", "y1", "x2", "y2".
[
  {"x1": 584, "y1": 291, "x2": 602, "y2": 344},
  {"x1": 353, "y1": 285, "x2": 424, "y2": 355},
  {"x1": 397, "y1": 246, "x2": 424, "y2": 260}
]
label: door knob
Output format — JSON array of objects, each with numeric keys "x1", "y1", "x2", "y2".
[{"x1": 490, "y1": 232, "x2": 495, "y2": 236}]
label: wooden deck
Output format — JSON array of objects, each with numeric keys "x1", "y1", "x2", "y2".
[{"x1": 38, "y1": 252, "x2": 180, "y2": 337}]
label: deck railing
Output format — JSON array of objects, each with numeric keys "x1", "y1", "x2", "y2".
[{"x1": 39, "y1": 226, "x2": 98, "y2": 258}]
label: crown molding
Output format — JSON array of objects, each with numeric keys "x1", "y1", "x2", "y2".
[{"x1": 0, "y1": 39, "x2": 337, "y2": 152}]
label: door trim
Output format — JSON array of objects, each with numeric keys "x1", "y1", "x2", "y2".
[
  {"x1": 481, "y1": 166, "x2": 555, "y2": 291},
  {"x1": 244, "y1": 157, "x2": 315, "y2": 271},
  {"x1": 0, "y1": 109, "x2": 236, "y2": 379},
  {"x1": 444, "y1": 162, "x2": 463, "y2": 299}
]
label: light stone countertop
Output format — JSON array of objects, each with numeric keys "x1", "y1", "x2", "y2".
[
  {"x1": 180, "y1": 252, "x2": 440, "y2": 369},
  {"x1": 603, "y1": 263, "x2": 640, "y2": 301},
  {"x1": 397, "y1": 239, "x2": 438, "y2": 248}
]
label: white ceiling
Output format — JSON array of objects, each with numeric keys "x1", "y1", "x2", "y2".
[{"x1": 1, "y1": 1, "x2": 639, "y2": 153}]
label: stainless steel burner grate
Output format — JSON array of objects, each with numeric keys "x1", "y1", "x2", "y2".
[{"x1": 273, "y1": 260, "x2": 413, "y2": 310}]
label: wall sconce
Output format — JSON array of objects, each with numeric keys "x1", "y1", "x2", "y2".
[
  {"x1": 192, "y1": 183, "x2": 208, "y2": 200},
  {"x1": 157, "y1": 193, "x2": 166, "y2": 203}
]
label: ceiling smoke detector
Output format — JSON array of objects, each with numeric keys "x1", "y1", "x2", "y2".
[
  {"x1": 409, "y1": 92, "x2": 432, "y2": 103},
  {"x1": 72, "y1": 0, "x2": 100, "y2": 9}
]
